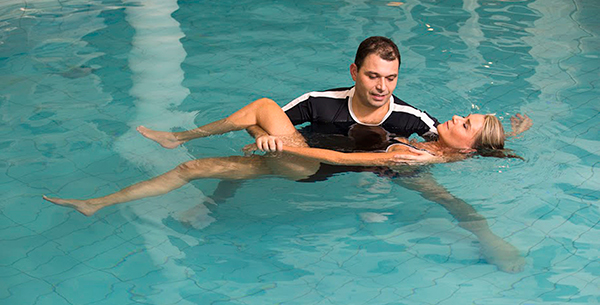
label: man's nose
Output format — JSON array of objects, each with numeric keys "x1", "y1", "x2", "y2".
[{"x1": 376, "y1": 78, "x2": 386, "y2": 91}]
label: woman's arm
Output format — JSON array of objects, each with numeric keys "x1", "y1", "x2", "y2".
[{"x1": 395, "y1": 172, "x2": 525, "y2": 273}]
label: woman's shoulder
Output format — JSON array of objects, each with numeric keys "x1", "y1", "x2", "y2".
[{"x1": 386, "y1": 138, "x2": 428, "y2": 153}]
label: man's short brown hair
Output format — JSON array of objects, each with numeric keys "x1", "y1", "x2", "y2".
[{"x1": 354, "y1": 36, "x2": 401, "y2": 70}]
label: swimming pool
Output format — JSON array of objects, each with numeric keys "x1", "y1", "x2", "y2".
[{"x1": 1, "y1": 0, "x2": 598, "y2": 303}]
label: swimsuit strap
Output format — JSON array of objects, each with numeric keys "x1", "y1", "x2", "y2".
[{"x1": 385, "y1": 138, "x2": 432, "y2": 154}]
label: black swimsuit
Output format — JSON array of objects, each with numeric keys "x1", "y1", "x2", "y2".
[{"x1": 384, "y1": 138, "x2": 432, "y2": 154}]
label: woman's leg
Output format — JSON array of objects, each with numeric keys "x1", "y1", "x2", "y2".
[
  {"x1": 137, "y1": 98, "x2": 298, "y2": 148},
  {"x1": 44, "y1": 155, "x2": 275, "y2": 216}
]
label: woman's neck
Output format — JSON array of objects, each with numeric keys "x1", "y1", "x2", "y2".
[
  {"x1": 413, "y1": 140, "x2": 468, "y2": 161},
  {"x1": 413, "y1": 141, "x2": 444, "y2": 153}
]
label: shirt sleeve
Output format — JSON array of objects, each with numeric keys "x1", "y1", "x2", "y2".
[
  {"x1": 386, "y1": 99, "x2": 441, "y2": 139},
  {"x1": 419, "y1": 114, "x2": 440, "y2": 141},
  {"x1": 281, "y1": 92, "x2": 314, "y2": 125}
]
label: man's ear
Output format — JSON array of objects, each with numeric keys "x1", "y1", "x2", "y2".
[{"x1": 350, "y1": 63, "x2": 358, "y2": 81}]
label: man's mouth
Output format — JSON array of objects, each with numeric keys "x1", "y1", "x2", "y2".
[{"x1": 371, "y1": 93, "x2": 387, "y2": 101}]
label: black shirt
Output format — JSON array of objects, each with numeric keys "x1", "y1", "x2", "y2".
[{"x1": 282, "y1": 86, "x2": 439, "y2": 151}]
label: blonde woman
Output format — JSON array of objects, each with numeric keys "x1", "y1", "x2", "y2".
[{"x1": 44, "y1": 98, "x2": 529, "y2": 273}]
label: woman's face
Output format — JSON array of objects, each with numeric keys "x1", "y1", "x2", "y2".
[{"x1": 437, "y1": 114, "x2": 485, "y2": 150}]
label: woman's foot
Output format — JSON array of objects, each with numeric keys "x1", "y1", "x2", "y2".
[
  {"x1": 480, "y1": 235, "x2": 526, "y2": 273},
  {"x1": 43, "y1": 195, "x2": 100, "y2": 216},
  {"x1": 137, "y1": 126, "x2": 183, "y2": 149}
]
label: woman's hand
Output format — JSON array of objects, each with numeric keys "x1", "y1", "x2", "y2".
[{"x1": 508, "y1": 113, "x2": 532, "y2": 137}]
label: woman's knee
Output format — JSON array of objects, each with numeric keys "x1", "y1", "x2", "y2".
[
  {"x1": 229, "y1": 98, "x2": 278, "y2": 125},
  {"x1": 255, "y1": 97, "x2": 276, "y2": 105},
  {"x1": 175, "y1": 160, "x2": 201, "y2": 180},
  {"x1": 252, "y1": 98, "x2": 279, "y2": 110}
]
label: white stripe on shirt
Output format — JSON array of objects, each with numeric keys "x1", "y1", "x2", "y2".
[
  {"x1": 392, "y1": 104, "x2": 438, "y2": 134},
  {"x1": 282, "y1": 88, "x2": 353, "y2": 111}
]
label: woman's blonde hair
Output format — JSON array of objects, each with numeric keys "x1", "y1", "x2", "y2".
[{"x1": 473, "y1": 114, "x2": 505, "y2": 150}]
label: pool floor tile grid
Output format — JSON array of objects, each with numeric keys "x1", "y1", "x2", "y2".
[{"x1": 1, "y1": 0, "x2": 600, "y2": 304}]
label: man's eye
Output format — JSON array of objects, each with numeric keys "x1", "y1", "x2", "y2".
[{"x1": 387, "y1": 77, "x2": 396, "y2": 81}]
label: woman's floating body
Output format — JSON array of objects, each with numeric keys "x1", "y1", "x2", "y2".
[{"x1": 43, "y1": 98, "x2": 526, "y2": 273}]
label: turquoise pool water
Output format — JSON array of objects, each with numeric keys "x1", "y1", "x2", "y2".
[{"x1": 1, "y1": 0, "x2": 599, "y2": 304}]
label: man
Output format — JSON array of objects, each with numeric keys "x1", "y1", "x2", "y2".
[{"x1": 246, "y1": 36, "x2": 439, "y2": 152}]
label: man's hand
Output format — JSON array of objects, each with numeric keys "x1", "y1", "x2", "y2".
[
  {"x1": 389, "y1": 148, "x2": 441, "y2": 165},
  {"x1": 509, "y1": 113, "x2": 532, "y2": 137},
  {"x1": 242, "y1": 135, "x2": 284, "y2": 155},
  {"x1": 255, "y1": 135, "x2": 283, "y2": 152}
]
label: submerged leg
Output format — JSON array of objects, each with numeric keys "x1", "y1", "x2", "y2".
[
  {"x1": 208, "y1": 180, "x2": 245, "y2": 204},
  {"x1": 138, "y1": 98, "x2": 297, "y2": 148},
  {"x1": 44, "y1": 156, "x2": 273, "y2": 216},
  {"x1": 177, "y1": 179, "x2": 245, "y2": 228}
]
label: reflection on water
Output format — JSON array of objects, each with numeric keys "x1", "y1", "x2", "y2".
[{"x1": 0, "y1": 0, "x2": 598, "y2": 304}]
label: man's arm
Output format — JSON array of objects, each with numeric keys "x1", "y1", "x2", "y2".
[
  {"x1": 281, "y1": 146, "x2": 404, "y2": 166},
  {"x1": 394, "y1": 172, "x2": 525, "y2": 273},
  {"x1": 243, "y1": 136, "x2": 443, "y2": 164}
]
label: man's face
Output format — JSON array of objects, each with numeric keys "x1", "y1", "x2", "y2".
[{"x1": 350, "y1": 54, "x2": 399, "y2": 109}]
